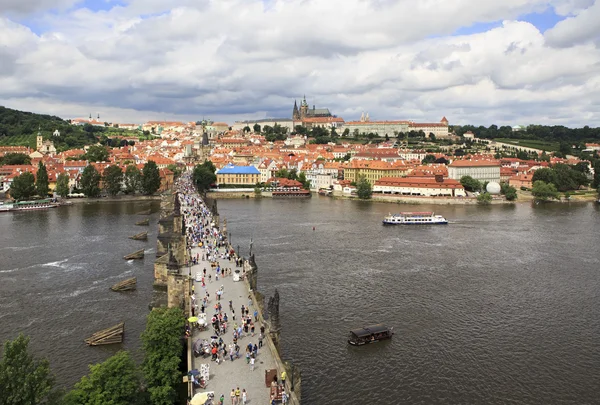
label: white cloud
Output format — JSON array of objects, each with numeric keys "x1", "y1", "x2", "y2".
[
  {"x1": 1, "y1": 0, "x2": 599, "y2": 127},
  {"x1": 545, "y1": 0, "x2": 600, "y2": 47}
]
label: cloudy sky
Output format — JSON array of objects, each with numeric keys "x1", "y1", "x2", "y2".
[{"x1": 1, "y1": 0, "x2": 600, "y2": 126}]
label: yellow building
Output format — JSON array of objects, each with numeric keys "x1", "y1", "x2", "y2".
[
  {"x1": 342, "y1": 160, "x2": 412, "y2": 184},
  {"x1": 216, "y1": 164, "x2": 260, "y2": 186}
]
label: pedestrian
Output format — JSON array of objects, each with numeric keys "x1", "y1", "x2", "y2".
[
  {"x1": 281, "y1": 370, "x2": 287, "y2": 386},
  {"x1": 250, "y1": 356, "x2": 255, "y2": 371},
  {"x1": 253, "y1": 309, "x2": 258, "y2": 321},
  {"x1": 235, "y1": 387, "x2": 241, "y2": 404},
  {"x1": 242, "y1": 388, "x2": 247, "y2": 405},
  {"x1": 219, "y1": 393, "x2": 224, "y2": 405},
  {"x1": 230, "y1": 389, "x2": 235, "y2": 405},
  {"x1": 282, "y1": 390, "x2": 288, "y2": 405},
  {"x1": 251, "y1": 323, "x2": 255, "y2": 336},
  {"x1": 258, "y1": 332, "x2": 263, "y2": 348}
]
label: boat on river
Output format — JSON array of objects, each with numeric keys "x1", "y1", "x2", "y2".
[
  {"x1": 348, "y1": 324, "x2": 394, "y2": 346},
  {"x1": 383, "y1": 211, "x2": 448, "y2": 225},
  {"x1": 5, "y1": 199, "x2": 59, "y2": 211},
  {"x1": 0, "y1": 202, "x2": 14, "y2": 212}
]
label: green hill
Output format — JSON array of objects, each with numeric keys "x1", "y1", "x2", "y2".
[{"x1": 0, "y1": 106, "x2": 104, "y2": 151}]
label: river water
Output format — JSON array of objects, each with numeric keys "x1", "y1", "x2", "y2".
[
  {"x1": 1, "y1": 198, "x2": 599, "y2": 404},
  {"x1": 0, "y1": 201, "x2": 161, "y2": 388}
]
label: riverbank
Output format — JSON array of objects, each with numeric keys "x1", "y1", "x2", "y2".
[{"x1": 60, "y1": 195, "x2": 162, "y2": 204}]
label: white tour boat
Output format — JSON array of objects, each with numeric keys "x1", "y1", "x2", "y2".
[{"x1": 383, "y1": 212, "x2": 448, "y2": 225}]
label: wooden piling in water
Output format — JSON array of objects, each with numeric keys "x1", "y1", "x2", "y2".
[
  {"x1": 128, "y1": 231, "x2": 148, "y2": 241},
  {"x1": 84, "y1": 322, "x2": 124, "y2": 346},
  {"x1": 135, "y1": 219, "x2": 149, "y2": 226},
  {"x1": 111, "y1": 277, "x2": 137, "y2": 291},
  {"x1": 123, "y1": 249, "x2": 145, "y2": 260}
]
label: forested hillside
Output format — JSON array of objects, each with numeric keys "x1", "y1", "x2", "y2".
[
  {"x1": 453, "y1": 124, "x2": 600, "y2": 145},
  {"x1": 0, "y1": 106, "x2": 102, "y2": 150}
]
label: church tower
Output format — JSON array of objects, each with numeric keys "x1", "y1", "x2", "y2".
[
  {"x1": 299, "y1": 95, "x2": 309, "y2": 119},
  {"x1": 36, "y1": 127, "x2": 43, "y2": 151},
  {"x1": 293, "y1": 100, "x2": 299, "y2": 120}
]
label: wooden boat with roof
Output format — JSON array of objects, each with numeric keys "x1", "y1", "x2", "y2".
[{"x1": 348, "y1": 324, "x2": 394, "y2": 346}]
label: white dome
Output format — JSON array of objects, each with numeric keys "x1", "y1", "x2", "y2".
[{"x1": 486, "y1": 182, "x2": 501, "y2": 195}]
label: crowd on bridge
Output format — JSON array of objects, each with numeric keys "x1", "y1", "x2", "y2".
[{"x1": 176, "y1": 174, "x2": 287, "y2": 405}]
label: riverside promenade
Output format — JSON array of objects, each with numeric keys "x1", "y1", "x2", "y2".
[{"x1": 179, "y1": 182, "x2": 282, "y2": 404}]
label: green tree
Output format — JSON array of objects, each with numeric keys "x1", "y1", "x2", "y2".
[
  {"x1": 275, "y1": 168, "x2": 289, "y2": 179},
  {"x1": 124, "y1": 165, "x2": 141, "y2": 194},
  {"x1": 532, "y1": 168, "x2": 557, "y2": 185},
  {"x1": 0, "y1": 153, "x2": 31, "y2": 165},
  {"x1": 342, "y1": 128, "x2": 350, "y2": 137},
  {"x1": 0, "y1": 334, "x2": 61, "y2": 405},
  {"x1": 297, "y1": 172, "x2": 310, "y2": 189},
  {"x1": 532, "y1": 180, "x2": 560, "y2": 201},
  {"x1": 460, "y1": 175, "x2": 482, "y2": 192},
  {"x1": 166, "y1": 164, "x2": 182, "y2": 179},
  {"x1": 80, "y1": 165, "x2": 101, "y2": 197},
  {"x1": 103, "y1": 165, "x2": 123, "y2": 196},
  {"x1": 356, "y1": 175, "x2": 372, "y2": 199},
  {"x1": 477, "y1": 192, "x2": 493, "y2": 204},
  {"x1": 35, "y1": 161, "x2": 49, "y2": 197},
  {"x1": 253, "y1": 123, "x2": 261, "y2": 133},
  {"x1": 192, "y1": 165, "x2": 216, "y2": 194},
  {"x1": 501, "y1": 183, "x2": 518, "y2": 201},
  {"x1": 55, "y1": 173, "x2": 70, "y2": 197},
  {"x1": 141, "y1": 161, "x2": 161, "y2": 195},
  {"x1": 84, "y1": 145, "x2": 109, "y2": 162},
  {"x1": 421, "y1": 154, "x2": 436, "y2": 164},
  {"x1": 254, "y1": 183, "x2": 262, "y2": 197},
  {"x1": 243, "y1": 126, "x2": 251, "y2": 133},
  {"x1": 141, "y1": 308, "x2": 185, "y2": 405},
  {"x1": 62, "y1": 351, "x2": 142, "y2": 405},
  {"x1": 9, "y1": 172, "x2": 36, "y2": 200}
]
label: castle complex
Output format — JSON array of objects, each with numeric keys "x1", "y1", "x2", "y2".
[{"x1": 292, "y1": 96, "x2": 333, "y2": 120}]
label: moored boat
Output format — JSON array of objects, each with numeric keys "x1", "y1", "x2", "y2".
[
  {"x1": 383, "y1": 211, "x2": 448, "y2": 225},
  {"x1": 9, "y1": 199, "x2": 59, "y2": 211},
  {"x1": 0, "y1": 202, "x2": 14, "y2": 212},
  {"x1": 348, "y1": 324, "x2": 394, "y2": 346}
]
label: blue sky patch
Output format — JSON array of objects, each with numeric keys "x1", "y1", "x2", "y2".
[
  {"x1": 519, "y1": 8, "x2": 565, "y2": 32},
  {"x1": 453, "y1": 21, "x2": 503, "y2": 36},
  {"x1": 79, "y1": 0, "x2": 125, "y2": 12}
]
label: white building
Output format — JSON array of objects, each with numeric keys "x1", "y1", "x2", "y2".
[
  {"x1": 448, "y1": 160, "x2": 501, "y2": 183},
  {"x1": 373, "y1": 176, "x2": 466, "y2": 197},
  {"x1": 304, "y1": 171, "x2": 336, "y2": 191}
]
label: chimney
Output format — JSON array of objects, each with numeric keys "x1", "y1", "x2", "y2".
[{"x1": 435, "y1": 174, "x2": 444, "y2": 183}]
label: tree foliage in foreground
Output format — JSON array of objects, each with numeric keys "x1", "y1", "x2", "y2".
[
  {"x1": 192, "y1": 161, "x2": 216, "y2": 194},
  {"x1": 477, "y1": 192, "x2": 493, "y2": 204},
  {"x1": 141, "y1": 307, "x2": 185, "y2": 405},
  {"x1": 55, "y1": 173, "x2": 70, "y2": 197},
  {"x1": 460, "y1": 175, "x2": 482, "y2": 192},
  {"x1": 35, "y1": 162, "x2": 49, "y2": 197},
  {"x1": 9, "y1": 172, "x2": 36, "y2": 200},
  {"x1": 103, "y1": 165, "x2": 123, "y2": 196},
  {"x1": 62, "y1": 351, "x2": 143, "y2": 405},
  {"x1": 356, "y1": 175, "x2": 372, "y2": 199},
  {"x1": 80, "y1": 165, "x2": 101, "y2": 197},
  {"x1": 124, "y1": 165, "x2": 141, "y2": 194},
  {"x1": 532, "y1": 180, "x2": 560, "y2": 201},
  {"x1": 141, "y1": 161, "x2": 161, "y2": 195},
  {"x1": 0, "y1": 334, "x2": 61, "y2": 405}
]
